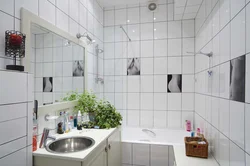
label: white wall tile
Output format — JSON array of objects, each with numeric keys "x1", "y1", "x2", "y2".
[
  {"x1": 140, "y1": 111, "x2": 154, "y2": 127},
  {"x1": 168, "y1": 111, "x2": 181, "y2": 128},
  {"x1": 122, "y1": 143, "x2": 132, "y2": 164},
  {"x1": 230, "y1": 101, "x2": 245, "y2": 149},
  {"x1": 141, "y1": 58, "x2": 154, "y2": 75},
  {"x1": 141, "y1": 76, "x2": 153, "y2": 92},
  {"x1": 151, "y1": 145, "x2": 168, "y2": 166},
  {"x1": 231, "y1": 9, "x2": 246, "y2": 59},
  {"x1": 127, "y1": 110, "x2": 139, "y2": 127},
  {"x1": 168, "y1": 57, "x2": 182, "y2": 74},
  {"x1": 141, "y1": 41, "x2": 153, "y2": 57},
  {"x1": 133, "y1": 144, "x2": 150, "y2": 166},
  {"x1": 127, "y1": 93, "x2": 140, "y2": 109},
  {"x1": 115, "y1": 9, "x2": 127, "y2": 25},
  {"x1": 127, "y1": 8, "x2": 139, "y2": 24},
  {"x1": 154, "y1": 22, "x2": 167, "y2": 39},
  {"x1": 183, "y1": 56, "x2": 194, "y2": 74},
  {"x1": 0, "y1": 71, "x2": 27, "y2": 104},
  {"x1": 230, "y1": 141, "x2": 246, "y2": 166},
  {"x1": 154, "y1": 111, "x2": 167, "y2": 128},
  {"x1": 154, "y1": 57, "x2": 167, "y2": 74},
  {"x1": 104, "y1": 27, "x2": 115, "y2": 42},
  {"x1": 182, "y1": 20, "x2": 195, "y2": 37},
  {"x1": 39, "y1": 0, "x2": 55, "y2": 25},
  {"x1": 246, "y1": 53, "x2": 250, "y2": 103},
  {"x1": 168, "y1": 39, "x2": 182, "y2": 56},
  {"x1": 219, "y1": 62, "x2": 230, "y2": 99},
  {"x1": 154, "y1": 4, "x2": 167, "y2": 22},
  {"x1": 141, "y1": 93, "x2": 153, "y2": 110},
  {"x1": 230, "y1": 0, "x2": 245, "y2": 19},
  {"x1": 154, "y1": 93, "x2": 167, "y2": 111},
  {"x1": 182, "y1": 75, "x2": 195, "y2": 92},
  {"x1": 128, "y1": 76, "x2": 140, "y2": 92},
  {"x1": 0, "y1": 118, "x2": 26, "y2": 145},
  {"x1": 0, "y1": 0, "x2": 14, "y2": 16},
  {"x1": 245, "y1": 104, "x2": 250, "y2": 154},
  {"x1": 141, "y1": 23, "x2": 154, "y2": 40},
  {"x1": 219, "y1": 99, "x2": 230, "y2": 137},
  {"x1": 0, "y1": 148, "x2": 27, "y2": 166},
  {"x1": 140, "y1": 6, "x2": 154, "y2": 23},
  {"x1": 15, "y1": 0, "x2": 39, "y2": 19},
  {"x1": 128, "y1": 41, "x2": 140, "y2": 58},
  {"x1": 104, "y1": 43, "x2": 115, "y2": 59},
  {"x1": 183, "y1": 38, "x2": 195, "y2": 56},
  {"x1": 168, "y1": 21, "x2": 182, "y2": 38},
  {"x1": 104, "y1": 10, "x2": 114, "y2": 26},
  {"x1": 154, "y1": 40, "x2": 167, "y2": 57},
  {"x1": 168, "y1": 93, "x2": 181, "y2": 110},
  {"x1": 182, "y1": 93, "x2": 194, "y2": 111},
  {"x1": 219, "y1": 133, "x2": 230, "y2": 166},
  {"x1": 154, "y1": 75, "x2": 167, "y2": 92},
  {"x1": 220, "y1": 25, "x2": 231, "y2": 63}
]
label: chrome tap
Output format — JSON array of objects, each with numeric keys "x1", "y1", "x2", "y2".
[{"x1": 39, "y1": 128, "x2": 56, "y2": 148}]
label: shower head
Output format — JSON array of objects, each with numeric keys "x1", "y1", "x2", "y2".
[{"x1": 76, "y1": 32, "x2": 96, "y2": 43}]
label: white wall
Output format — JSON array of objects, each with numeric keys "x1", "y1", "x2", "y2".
[
  {"x1": 103, "y1": 1, "x2": 195, "y2": 129},
  {"x1": 0, "y1": 0, "x2": 104, "y2": 165},
  {"x1": 195, "y1": 0, "x2": 250, "y2": 165},
  {"x1": 0, "y1": 71, "x2": 33, "y2": 166},
  {"x1": 0, "y1": 0, "x2": 104, "y2": 97}
]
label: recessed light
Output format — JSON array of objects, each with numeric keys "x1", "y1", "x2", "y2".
[
  {"x1": 127, "y1": 20, "x2": 130, "y2": 23},
  {"x1": 154, "y1": 29, "x2": 157, "y2": 31},
  {"x1": 154, "y1": 17, "x2": 156, "y2": 20},
  {"x1": 132, "y1": 30, "x2": 135, "y2": 33}
]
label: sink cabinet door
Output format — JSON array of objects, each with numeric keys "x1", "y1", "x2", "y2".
[
  {"x1": 88, "y1": 148, "x2": 107, "y2": 166},
  {"x1": 108, "y1": 129, "x2": 121, "y2": 166}
]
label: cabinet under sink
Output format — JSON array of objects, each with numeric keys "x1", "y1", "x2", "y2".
[{"x1": 33, "y1": 128, "x2": 121, "y2": 166}]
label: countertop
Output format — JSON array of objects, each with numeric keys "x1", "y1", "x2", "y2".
[
  {"x1": 33, "y1": 128, "x2": 117, "y2": 161},
  {"x1": 173, "y1": 145, "x2": 219, "y2": 166}
]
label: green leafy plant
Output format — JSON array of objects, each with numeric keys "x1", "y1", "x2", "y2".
[
  {"x1": 95, "y1": 100, "x2": 122, "y2": 129},
  {"x1": 62, "y1": 91, "x2": 80, "y2": 101},
  {"x1": 75, "y1": 91, "x2": 98, "y2": 114}
]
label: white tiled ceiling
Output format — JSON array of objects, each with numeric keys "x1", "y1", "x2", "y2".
[
  {"x1": 174, "y1": 0, "x2": 203, "y2": 20},
  {"x1": 100, "y1": 0, "x2": 202, "y2": 20}
]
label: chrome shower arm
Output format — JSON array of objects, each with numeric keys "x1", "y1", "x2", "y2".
[
  {"x1": 187, "y1": 51, "x2": 213, "y2": 57},
  {"x1": 120, "y1": 25, "x2": 132, "y2": 42}
]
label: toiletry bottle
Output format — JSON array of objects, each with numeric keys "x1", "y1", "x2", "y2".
[
  {"x1": 65, "y1": 112, "x2": 69, "y2": 133},
  {"x1": 77, "y1": 111, "x2": 82, "y2": 125},
  {"x1": 33, "y1": 126, "x2": 38, "y2": 151},
  {"x1": 33, "y1": 111, "x2": 38, "y2": 151},
  {"x1": 186, "y1": 120, "x2": 191, "y2": 132},
  {"x1": 74, "y1": 114, "x2": 77, "y2": 128}
]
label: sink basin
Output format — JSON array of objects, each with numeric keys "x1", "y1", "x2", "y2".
[{"x1": 46, "y1": 137, "x2": 95, "y2": 154}]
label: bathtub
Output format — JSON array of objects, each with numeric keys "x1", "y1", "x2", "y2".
[
  {"x1": 122, "y1": 127, "x2": 190, "y2": 145},
  {"x1": 121, "y1": 127, "x2": 190, "y2": 166}
]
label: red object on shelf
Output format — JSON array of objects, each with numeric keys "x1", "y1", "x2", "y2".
[{"x1": 9, "y1": 34, "x2": 23, "y2": 46}]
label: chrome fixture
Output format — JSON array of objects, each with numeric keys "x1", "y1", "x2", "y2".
[
  {"x1": 120, "y1": 26, "x2": 132, "y2": 42},
  {"x1": 44, "y1": 114, "x2": 59, "y2": 121},
  {"x1": 46, "y1": 137, "x2": 95, "y2": 154},
  {"x1": 95, "y1": 44, "x2": 104, "y2": 84},
  {"x1": 76, "y1": 32, "x2": 95, "y2": 44},
  {"x1": 148, "y1": 2, "x2": 158, "y2": 11},
  {"x1": 142, "y1": 129, "x2": 156, "y2": 137},
  {"x1": 39, "y1": 128, "x2": 56, "y2": 148},
  {"x1": 187, "y1": 51, "x2": 213, "y2": 57}
]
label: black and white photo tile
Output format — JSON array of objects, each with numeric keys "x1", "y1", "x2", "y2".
[
  {"x1": 43, "y1": 77, "x2": 53, "y2": 92},
  {"x1": 127, "y1": 58, "x2": 140, "y2": 75},
  {"x1": 168, "y1": 74, "x2": 182, "y2": 93},
  {"x1": 73, "y1": 60, "x2": 84, "y2": 77},
  {"x1": 230, "y1": 54, "x2": 246, "y2": 103}
]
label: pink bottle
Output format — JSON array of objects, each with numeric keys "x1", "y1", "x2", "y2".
[{"x1": 186, "y1": 120, "x2": 191, "y2": 132}]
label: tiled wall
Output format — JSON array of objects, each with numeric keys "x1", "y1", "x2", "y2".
[
  {"x1": 0, "y1": 70, "x2": 33, "y2": 166},
  {"x1": 0, "y1": 0, "x2": 104, "y2": 97},
  {"x1": 0, "y1": 0, "x2": 104, "y2": 165},
  {"x1": 122, "y1": 143, "x2": 175, "y2": 166},
  {"x1": 103, "y1": 1, "x2": 195, "y2": 129},
  {"x1": 195, "y1": 0, "x2": 250, "y2": 165},
  {"x1": 32, "y1": 33, "x2": 85, "y2": 106}
]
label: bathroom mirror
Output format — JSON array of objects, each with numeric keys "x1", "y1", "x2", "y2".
[{"x1": 21, "y1": 8, "x2": 87, "y2": 106}]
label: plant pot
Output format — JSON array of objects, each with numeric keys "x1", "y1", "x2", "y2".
[{"x1": 88, "y1": 112, "x2": 95, "y2": 122}]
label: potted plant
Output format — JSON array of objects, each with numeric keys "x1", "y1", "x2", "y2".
[
  {"x1": 74, "y1": 91, "x2": 98, "y2": 121},
  {"x1": 95, "y1": 100, "x2": 122, "y2": 129}
]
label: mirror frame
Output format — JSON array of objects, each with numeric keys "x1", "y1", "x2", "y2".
[{"x1": 21, "y1": 8, "x2": 88, "y2": 90}]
